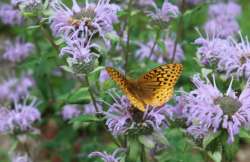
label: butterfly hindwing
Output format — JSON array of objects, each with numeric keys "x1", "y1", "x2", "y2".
[
  {"x1": 136, "y1": 64, "x2": 183, "y2": 107},
  {"x1": 106, "y1": 67, "x2": 145, "y2": 111}
]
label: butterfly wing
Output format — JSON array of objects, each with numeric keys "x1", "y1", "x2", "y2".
[
  {"x1": 106, "y1": 67, "x2": 146, "y2": 111},
  {"x1": 136, "y1": 64, "x2": 183, "y2": 107}
]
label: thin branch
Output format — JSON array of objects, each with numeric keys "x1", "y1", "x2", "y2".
[
  {"x1": 148, "y1": 30, "x2": 160, "y2": 60},
  {"x1": 84, "y1": 74, "x2": 99, "y2": 113},
  {"x1": 40, "y1": 23, "x2": 60, "y2": 53},
  {"x1": 124, "y1": 0, "x2": 133, "y2": 74},
  {"x1": 171, "y1": 0, "x2": 186, "y2": 63}
]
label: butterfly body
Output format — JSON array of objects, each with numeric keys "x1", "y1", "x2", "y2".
[{"x1": 106, "y1": 64, "x2": 183, "y2": 111}]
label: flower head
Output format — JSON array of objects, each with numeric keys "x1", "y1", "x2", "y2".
[
  {"x1": 60, "y1": 32, "x2": 99, "y2": 74},
  {"x1": 0, "y1": 97, "x2": 40, "y2": 134},
  {"x1": 0, "y1": 75, "x2": 34, "y2": 102},
  {"x1": 208, "y1": 2, "x2": 241, "y2": 19},
  {"x1": 0, "y1": 4, "x2": 23, "y2": 25},
  {"x1": 148, "y1": 0, "x2": 180, "y2": 23},
  {"x1": 2, "y1": 38, "x2": 34, "y2": 63},
  {"x1": 182, "y1": 74, "x2": 250, "y2": 143},
  {"x1": 105, "y1": 92, "x2": 168, "y2": 136},
  {"x1": 50, "y1": 0, "x2": 120, "y2": 39},
  {"x1": 61, "y1": 104, "x2": 81, "y2": 120},
  {"x1": 194, "y1": 33, "x2": 234, "y2": 65},
  {"x1": 204, "y1": 1, "x2": 241, "y2": 38},
  {"x1": 88, "y1": 148, "x2": 126, "y2": 162},
  {"x1": 195, "y1": 32, "x2": 250, "y2": 79},
  {"x1": 204, "y1": 16, "x2": 240, "y2": 38},
  {"x1": 218, "y1": 33, "x2": 250, "y2": 79}
]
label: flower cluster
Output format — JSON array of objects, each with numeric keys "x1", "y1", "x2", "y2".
[
  {"x1": 105, "y1": 92, "x2": 168, "y2": 136},
  {"x1": 204, "y1": 1, "x2": 241, "y2": 38},
  {"x1": 50, "y1": 0, "x2": 120, "y2": 39},
  {"x1": 89, "y1": 148, "x2": 126, "y2": 162},
  {"x1": 50, "y1": 0, "x2": 120, "y2": 74},
  {"x1": 148, "y1": 0, "x2": 180, "y2": 23},
  {"x1": 0, "y1": 75, "x2": 34, "y2": 102},
  {"x1": 2, "y1": 38, "x2": 34, "y2": 63},
  {"x1": 195, "y1": 32, "x2": 250, "y2": 79},
  {"x1": 182, "y1": 74, "x2": 250, "y2": 143},
  {"x1": 136, "y1": 37, "x2": 184, "y2": 63},
  {"x1": 0, "y1": 2, "x2": 23, "y2": 26},
  {"x1": 0, "y1": 97, "x2": 40, "y2": 134}
]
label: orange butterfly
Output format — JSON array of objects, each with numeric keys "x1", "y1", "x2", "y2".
[{"x1": 106, "y1": 64, "x2": 183, "y2": 112}]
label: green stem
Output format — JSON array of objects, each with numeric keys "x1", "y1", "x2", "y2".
[
  {"x1": 171, "y1": 0, "x2": 186, "y2": 63},
  {"x1": 140, "y1": 143, "x2": 146, "y2": 162},
  {"x1": 84, "y1": 74, "x2": 99, "y2": 113},
  {"x1": 40, "y1": 23, "x2": 60, "y2": 53},
  {"x1": 124, "y1": 0, "x2": 133, "y2": 74},
  {"x1": 148, "y1": 29, "x2": 160, "y2": 61}
]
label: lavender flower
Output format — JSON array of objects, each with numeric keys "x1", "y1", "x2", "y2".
[
  {"x1": 105, "y1": 92, "x2": 168, "y2": 136},
  {"x1": 136, "y1": 37, "x2": 184, "y2": 63},
  {"x1": 0, "y1": 4, "x2": 23, "y2": 25},
  {"x1": 217, "y1": 33, "x2": 250, "y2": 79},
  {"x1": 88, "y1": 148, "x2": 126, "y2": 162},
  {"x1": 0, "y1": 75, "x2": 34, "y2": 102},
  {"x1": 204, "y1": 1, "x2": 241, "y2": 38},
  {"x1": 204, "y1": 16, "x2": 240, "y2": 38},
  {"x1": 148, "y1": 0, "x2": 180, "y2": 23},
  {"x1": 11, "y1": 153, "x2": 32, "y2": 162},
  {"x1": 182, "y1": 74, "x2": 250, "y2": 143},
  {"x1": 208, "y1": 2, "x2": 241, "y2": 19},
  {"x1": 60, "y1": 33, "x2": 99, "y2": 74},
  {"x1": 0, "y1": 98, "x2": 40, "y2": 134},
  {"x1": 61, "y1": 105, "x2": 81, "y2": 120},
  {"x1": 2, "y1": 38, "x2": 34, "y2": 63},
  {"x1": 195, "y1": 32, "x2": 250, "y2": 79},
  {"x1": 194, "y1": 33, "x2": 234, "y2": 65},
  {"x1": 50, "y1": 0, "x2": 120, "y2": 39}
]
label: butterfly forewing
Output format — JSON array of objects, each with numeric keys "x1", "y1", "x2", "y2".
[
  {"x1": 136, "y1": 64, "x2": 183, "y2": 107},
  {"x1": 106, "y1": 67, "x2": 145, "y2": 111}
]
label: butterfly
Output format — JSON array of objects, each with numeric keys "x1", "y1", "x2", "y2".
[{"x1": 106, "y1": 64, "x2": 183, "y2": 112}]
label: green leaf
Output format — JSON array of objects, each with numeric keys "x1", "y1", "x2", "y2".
[
  {"x1": 67, "y1": 87, "x2": 91, "y2": 104},
  {"x1": 201, "y1": 68, "x2": 213, "y2": 78},
  {"x1": 239, "y1": 129, "x2": 250, "y2": 140},
  {"x1": 208, "y1": 151, "x2": 222, "y2": 162},
  {"x1": 69, "y1": 115, "x2": 102, "y2": 124},
  {"x1": 203, "y1": 131, "x2": 222, "y2": 149},
  {"x1": 105, "y1": 33, "x2": 120, "y2": 43},
  {"x1": 138, "y1": 135, "x2": 155, "y2": 149},
  {"x1": 90, "y1": 66, "x2": 105, "y2": 74},
  {"x1": 153, "y1": 131, "x2": 169, "y2": 146},
  {"x1": 61, "y1": 65, "x2": 75, "y2": 74},
  {"x1": 59, "y1": 87, "x2": 91, "y2": 104},
  {"x1": 27, "y1": 25, "x2": 40, "y2": 29}
]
